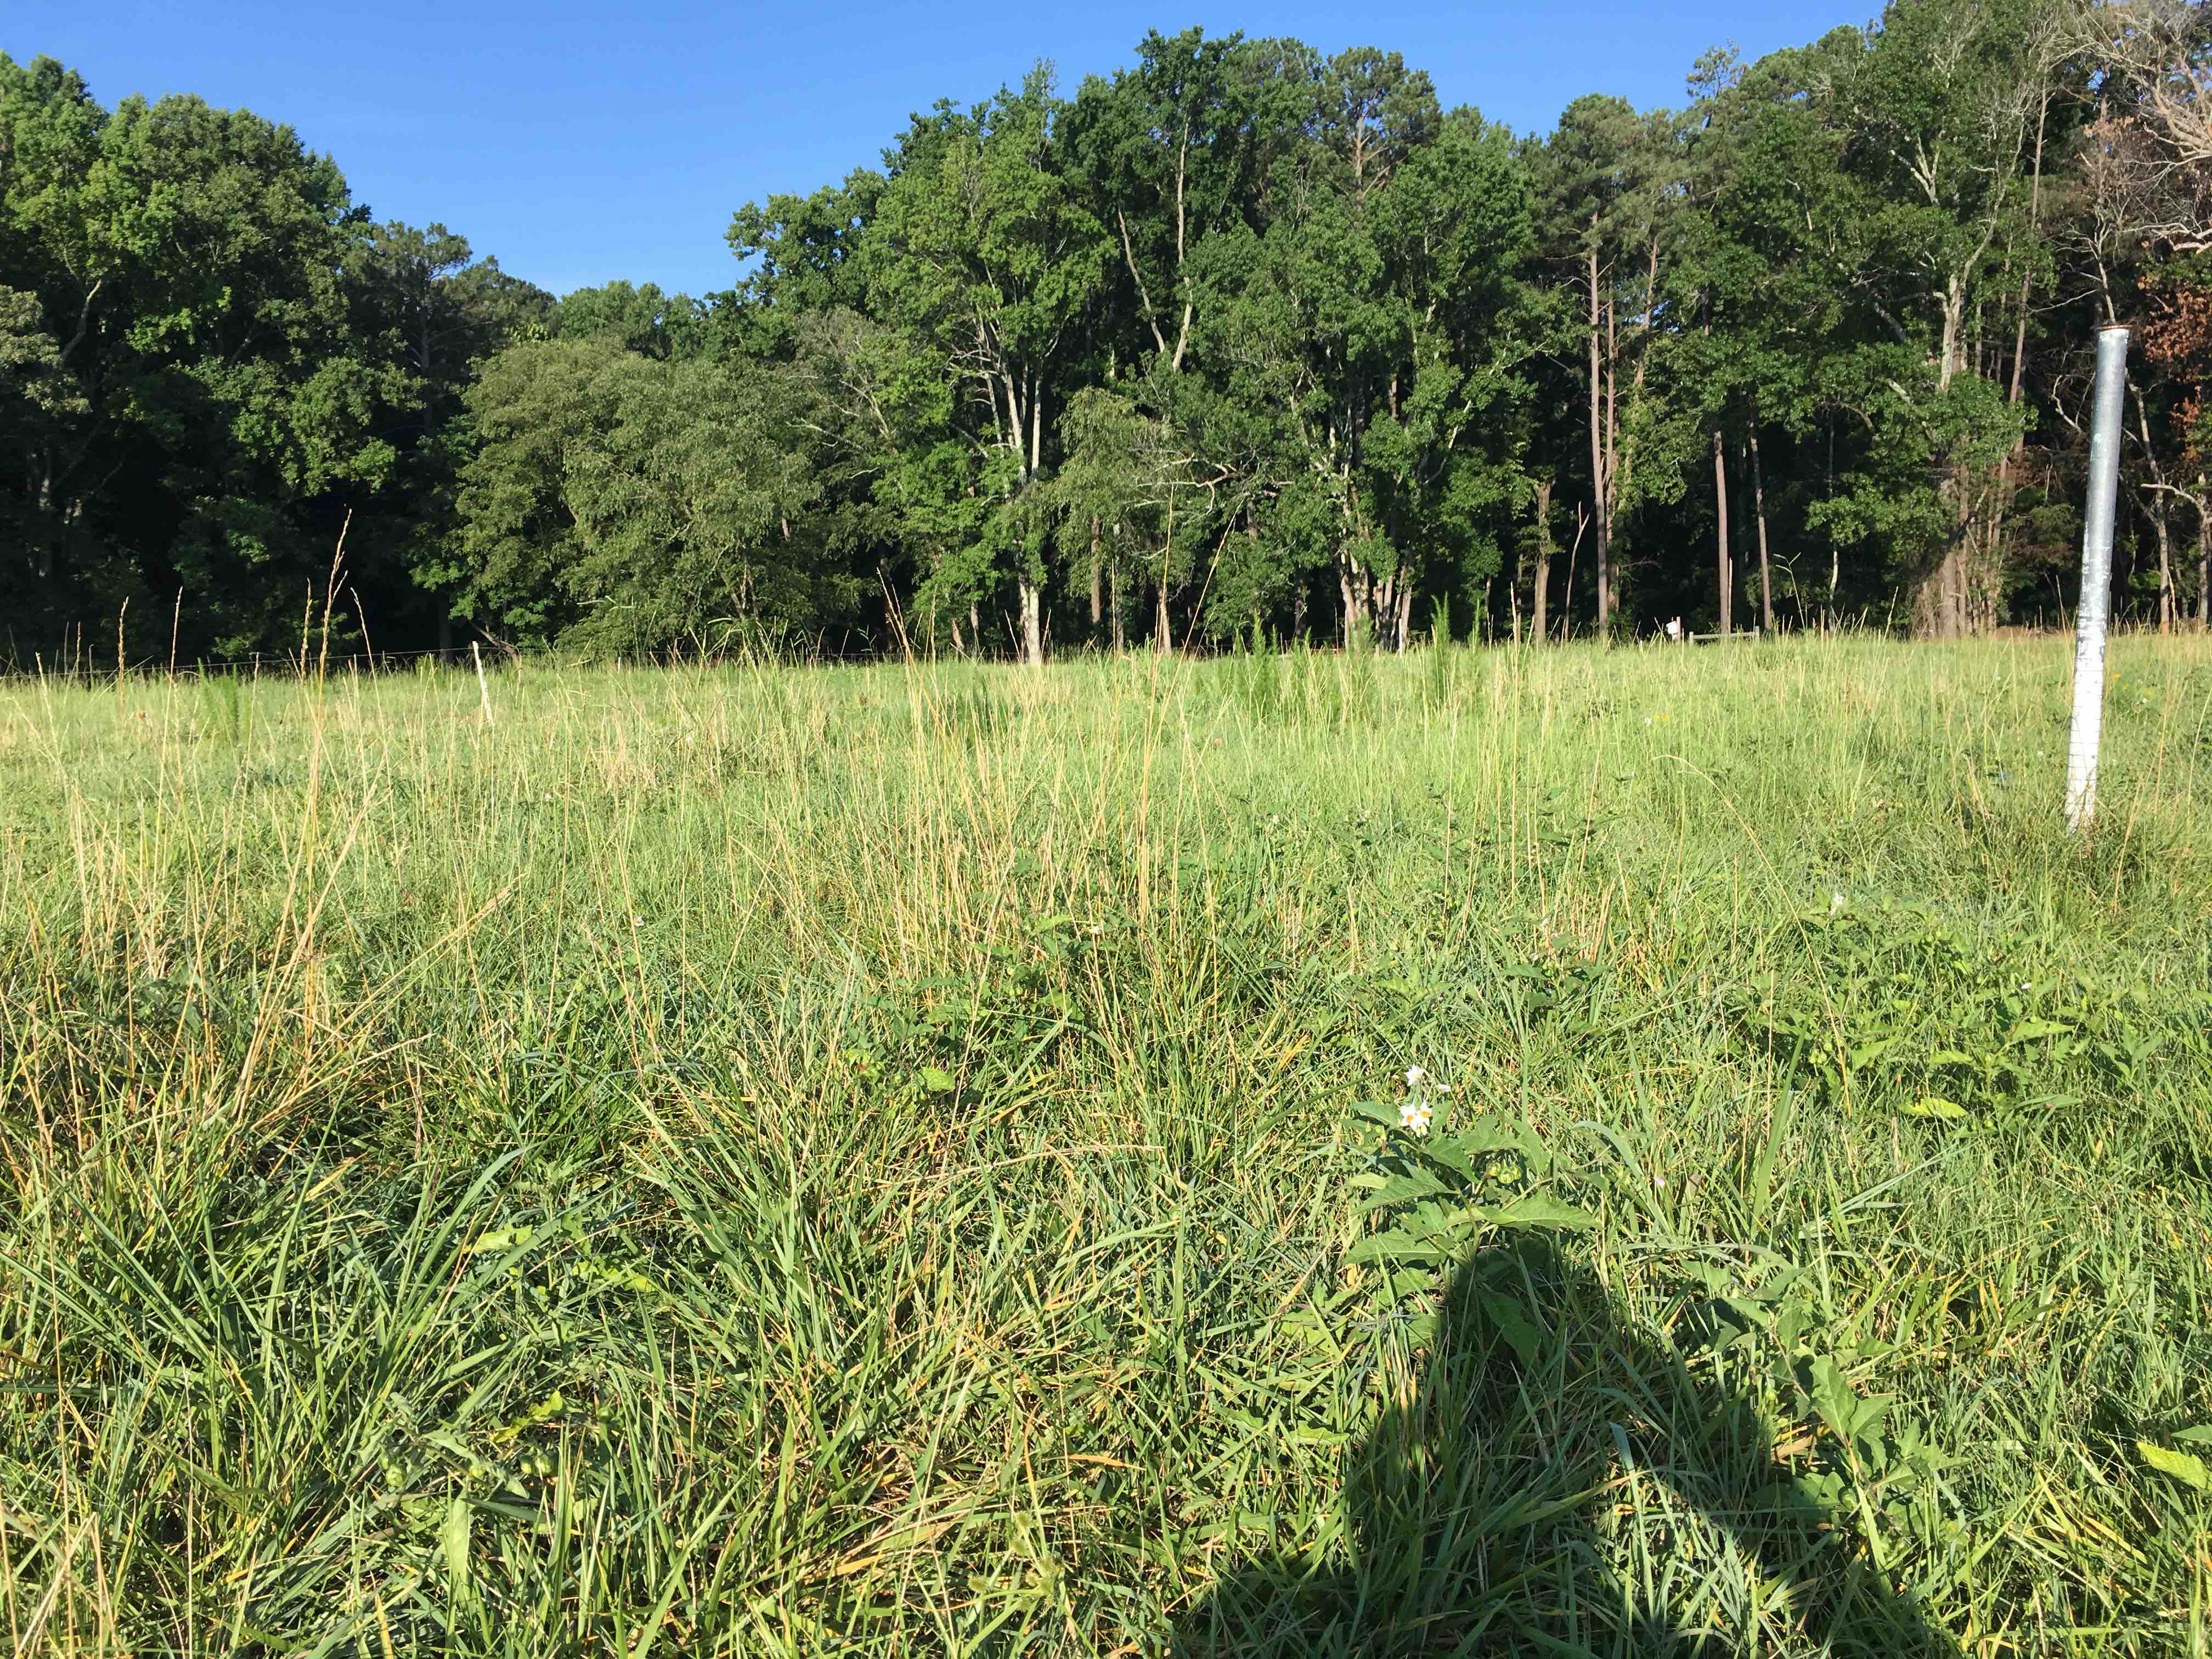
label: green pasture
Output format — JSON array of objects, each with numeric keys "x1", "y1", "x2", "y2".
[{"x1": 1, "y1": 636, "x2": 2208, "y2": 1655}]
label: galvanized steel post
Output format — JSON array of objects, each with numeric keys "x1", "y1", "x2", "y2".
[{"x1": 2065, "y1": 326, "x2": 2129, "y2": 833}]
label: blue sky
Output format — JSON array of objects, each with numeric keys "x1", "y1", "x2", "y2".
[{"x1": 14, "y1": 1, "x2": 1861, "y2": 298}]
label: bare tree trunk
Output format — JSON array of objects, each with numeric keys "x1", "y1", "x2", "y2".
[
  {"x1": 1914, "y1": 538, "x2": 1965, "y2": 640},
  {"x1": 1748, "y1": 420, "x2": 1774, "y2": 634},
  {"x1": 1915, "y1": 277, "x2": 1974, "y2": 640},
  {"x1": 1395, "y1": 583, "x2": 1414, "y2": 654},
  {"x1": 1530, "y1": 478, "x2": 1553, "y2": 647},
  {"x1": 2008, "y1": 91, "x2": 2049, "y2": 411},
  {"x1": 1987, "y1": 103, "x2": 2044, "y2": 624},
  {"x1": 1110, "y1": 560, "x2": 1125, "y2": 652},
  {"x1": 1089, "y1": 517, "x2": 1103, "y2": 631},
  {"x1": 1561, "y1": 505, "x2": 1586, "y2": 642},
  {"x1": 2198, "y1": 499, "x2": 2210, "y2": 629},
  {"x1": 968, "y1": 602, "x2": 981, "y2": 656},
  {"x1": 1587, "y1": 243, "x2": 1612, "y2": 637},
  {"x1": 2152, "y1": 503, "x2": 2176, "y2": 633},
  {"x1": 2125, "y1": 387, "x2": 2181, "y2": 635},
  {"x1": 1372, "y1": 567, "x2": 1402, "y2": 651},
  {"x1": 1019, "y1": 577, "x2": 1044, "y2": 667},
  {"x1": 1340, "y1": 562, "x2": 1372, "y2": 648},
  {"x1": 1713, "y1": 427, "x2": 1733, "y2": 636},
  {"x1": 1158, "y1": 493, "x2": 1177, "y2": 653}
]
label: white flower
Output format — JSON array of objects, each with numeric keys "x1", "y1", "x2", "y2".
[
  {"x1": 1654, "y1": 1175, "x2": 1667, "y2": 1189},
  {"x1": 1830, "y1": 892, "x2": 1847, "y2": 915},
  {"x1": 631, "y1": 915, "x2": 645, "y2": 928},
  {"x1": 1405, "y1": 1065, "x2": 1426, "y2": 1089},
  {"x1": 1398, "y1": 1098, "x2": 1434, "y2": 1135}
]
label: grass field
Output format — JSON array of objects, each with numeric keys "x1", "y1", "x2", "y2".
[{"x1": 2, "y1": 636, "x2": 2209, "y2": 1656}]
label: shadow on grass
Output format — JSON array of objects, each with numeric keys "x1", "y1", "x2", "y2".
[{"x1": 1171, "y1": 1239, "x2": 1956, "y2": 1657}]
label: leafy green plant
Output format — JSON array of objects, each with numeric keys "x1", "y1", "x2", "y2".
[
  {"x1": 1735, "y1": 898, "x2": 2212, "y2": 1128},
  {"x1": 1677, "y1": 1257, "x2": 1966, "y2": 1577},
  {"x1": 1343, "y1": 1069, "x2": 1594, "y2": 1285}
]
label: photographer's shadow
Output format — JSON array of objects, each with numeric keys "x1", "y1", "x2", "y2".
[{"x1": 1172, "y1": 1238, "x2": 1956, "y2": 1656}]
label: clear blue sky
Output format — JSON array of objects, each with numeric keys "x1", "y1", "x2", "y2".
[{"x1": 14, "y1": 1, "x2": 1860, "y2": 298}]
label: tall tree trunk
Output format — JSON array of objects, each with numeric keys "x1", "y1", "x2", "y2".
[
  {"x1": 1748, "y1": 420, "x2": 1773, "y2": 634},
  {"x1": 1916, "y1": 540, "x2": 1965, "y2": 640},
  {"x1": 1988, "y1": 105, "x2": 2043, "y2": 620},
  {"x1": 1601, "y1": 319, "x2": 1617, "y2": 633},
  {"x1": 1713, "y1": 428, "x2": 1733, "y2": 636},
  {"x1": 1158, "y1": 493, "x2": 1177, "y2": 652},
  {"x1": 2152, "y1": 501, "x2": 2176, "y2": 634},
  {"x1": 1110, "y1": 560, "x2": 1125, "y2": 652},
  {"x1": 1395, "y1": 582, "x2": 1414, "y2": 654},
  {"x1": 2128, "y1": 388, "x2": 2180, "y2": 634},
  {"x1": 1530, "y1": 478, "x2": 1553, "y2": 647},
  {"x1": 1340, "y1": 562, "x2": 1372, "y2": 648},
  {"x1": 1089, "y1": 517, "x2": 1103, "y2": 631},
  {"x1": 1561, "y1": 505, "x2": 1586, "y2": 643},
  {"x1": 1587, "y1": 242, "x2": 1612, "y2": 637},
  {"x1": 968, "y1": 602, "x2": 981, "y2": 656},
  {"x1": 1371, "y1": 566, "x2": 1402, "y2": 651},
  {"x1": 2197, "y1": 496, "x2": 2210, "y2": 629},
  {"x1": 1019, "y1": 577, "x2": 1044, "y2": 667},
  {"x1": 1917, "y1": 278, "x2": 1973, "y2": 640},
  {"x1": 2007, "y1": 92, "x2": 2049, "y2": 412}
]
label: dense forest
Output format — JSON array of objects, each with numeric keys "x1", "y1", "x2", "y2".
[{"x1": 3, "y1": 0, "x2": 2209, "y2": 667}]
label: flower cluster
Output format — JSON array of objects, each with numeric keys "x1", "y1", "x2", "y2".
[{"x1": 1397, "y1": 1065, "x2": 1450, "y2": 1135}]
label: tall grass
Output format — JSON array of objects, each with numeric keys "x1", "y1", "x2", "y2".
[{"x1": 1, "y1": 636, "x2": 2208, "y2": 1655}]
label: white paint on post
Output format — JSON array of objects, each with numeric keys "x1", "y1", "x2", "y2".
[{"x1": 2066, "y1": 326, "x2": 2129, "y2": 834}]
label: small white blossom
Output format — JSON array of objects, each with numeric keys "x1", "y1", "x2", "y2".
[
  {"x1": 1830, "y1": 893, "x2": 1847, "y2": 915},
  {"x1": 1398, "y1": 1098, "x2": 1434, "y2": 1135},
  {"x1": 1654, "y1": 1175, "x2": 1667, "y2": 1189},
  {"x1": 632, "y1": 915, "x2": 645, "y2": 929},
  {"x1": 1406, "y1": 1065, "x2": 1426, "y2": 1088}
]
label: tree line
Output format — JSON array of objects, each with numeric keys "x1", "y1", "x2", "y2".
[{"x1": 3, "y1": 0, "x2": 2208, "y2": 668}]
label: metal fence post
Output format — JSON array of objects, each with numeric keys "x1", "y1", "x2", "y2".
[{"x1": 2066, "y1": 325, "x2": 2129, "y2": 834}]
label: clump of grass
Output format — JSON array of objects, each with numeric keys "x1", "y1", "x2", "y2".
[{"x1": 1, "y1": 636, "x2": 2207, "y2": 1655}]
